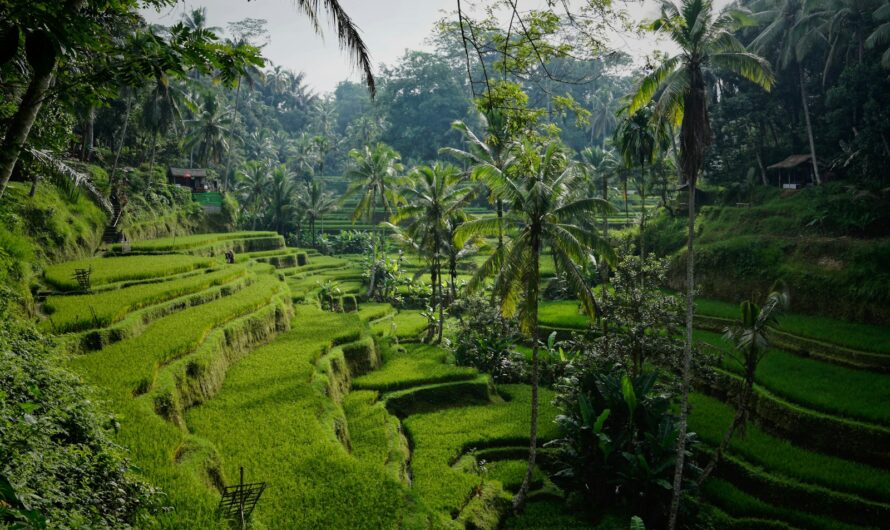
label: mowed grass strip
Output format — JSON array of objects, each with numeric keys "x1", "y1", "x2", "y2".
[
  {"x1": 353, "y1": 344, "x2": 477, "y2": 392},
  {"x1": 44, "y1": 254, "x2": 214, "y2": 291},
  {"x1": 689, "y1": 393, "x2": 890, "y2": 503},
  {"x1": 185, "y1": 305, "x2": 422, "y2": 528},
  {"x1": 696, "y1": 296, "x2": 890, "y2": 355},
  {"x1": 403, "y1": 384, "x2": 559, "y2": 523},
  {"x1": 696, "y1": 329, "x2": 890, "y2": 425},
  {"x1": 43, "y1": 265, "x2": 247, "y2": 332}
]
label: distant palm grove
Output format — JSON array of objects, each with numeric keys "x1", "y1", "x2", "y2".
[{"x1": 2, "y1": 0, "x2": 890, "y2": 529}]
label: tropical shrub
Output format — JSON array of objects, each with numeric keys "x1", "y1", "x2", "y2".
[
  {"x1": 0, "y1": 289, "x2": 158, "y2": 527},
  {"x1": 548, "y1": 366, "x2": 699, "y2": 528},
  {"x1": 449, "y1": 296, "x2": 526, "y2": 383}
]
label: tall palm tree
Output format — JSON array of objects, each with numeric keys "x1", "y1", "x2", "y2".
[
  {"x1": 297, "y1": 180, "x2": 338, "y2": 245},
  {"x1": 697, "y1": 288, "x2": 788, "y2": 485},
  {"x1": 185, "y1": 93, "x2": 234, "y2": 169},
  {"x1": 236, "y1": 161, "x2": 270, "y2": 229},
  {"x1": 268, "y1": 164, "x2": 298, "y2": 235},
  {"x1": 866, "y1": 3, "x2": 890, "y2": 68},
  {"x1": 628, "y1": 1, "x2": 773, "y2": 526},
  {"x1": 589, "y1": 89, "x2": 619, "y2": 146},
  {"x1": 140, "y1": 76, "x2": 184, "y2": 173},
  {"x1": 749, "y1": 0, "x2": 825, "y2": 184},
  {"x1": 441, "y1": 109, "x2": 515, "y2": 251},
  {"x1": 615, "y1": 104, "x2": 661, "y2": 258},
  {"x1": 387, "y1": 163, "x2": 476, "y2": 343},
  {"x1": 343, "y1": 143, "x2": 404, "y2": 223},
  {"x1": 455, "y1": 140, "x2": 614, "y2": 511}
]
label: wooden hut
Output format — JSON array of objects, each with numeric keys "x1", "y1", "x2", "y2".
[
  {"x1": 167, "y1": 167, "x2": 210, "y2": 192},
  {"x1": 767, "y1": 155, "x2": 815, "y2": 189}
]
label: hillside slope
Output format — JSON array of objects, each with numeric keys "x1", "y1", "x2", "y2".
[{"x1": 646, "y1": 183, "x2": 890, "y2": 324}]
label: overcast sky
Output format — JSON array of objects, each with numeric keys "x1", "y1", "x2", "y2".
[{"x1": 141, "y1": 0, "x2": 727, "y2": 94}]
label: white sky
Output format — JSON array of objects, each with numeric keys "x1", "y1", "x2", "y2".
[{"x1": 141, "y1": 0, "x2": 729, "y2": 94}]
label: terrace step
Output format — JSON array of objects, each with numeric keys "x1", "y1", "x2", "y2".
[
  {"x1": 696, "y1": 314, "x2": 890, "y2": 372},
  {"x1": 701, "y1": 369, "x2": 890, "y2": 468},
  {"x1": 710, "y1": 450, "x2": 890, "y2": 528}
]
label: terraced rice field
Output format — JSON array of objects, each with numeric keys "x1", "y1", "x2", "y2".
[
  {"x1": 45, "y1": 231, "x2": 588, "y2": 528},
  {"x1": 42, "y1": 228, "x2": 890, "y2": 529}
]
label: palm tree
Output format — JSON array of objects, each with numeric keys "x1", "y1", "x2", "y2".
[
  {"x1": 441, "y1": 109, "x2": 515, "y2": 251},
  {"x1": 140, "y1": 75, "x2": 184, "y2": 173},
  {"x1": 268, "y1": 164, "x2": 298, "y2": 235},
  {"x1": 455, "y1": 140, "x2": 614, "y2": 511},
  {"x1": 615, "y1": 104, "x2": 661, "y2": 258},
  {"x1": 749, "y1": 0, "x2": 825, "y2": 184},
  {"x1": 297, "y1": 180, "x2": 338, "y2": 245},
  {"x1": 236, "y1": 161, "x2": 270, "y2": 229},
  {"x1": 185, "y1": 93, "x2": 234, "y2": 170},
  {"x1": 589, "y1": 89, "x2": 619, "y2": 146},
  {"x1": 866, "y1": 3, "x2": 890, "y2": 68},
  {"x1": 343, "y1": 143, "x2": 404, "y2": 223},
  {"x1": 387, "y1": 163, "x2": 476, "y2": 343},
  {"x1": 628, "y1": 1, "x2": 774, "y2": 526},
  {"x1": 696, "y1": 289, "x2": 788, "y2": 485}
]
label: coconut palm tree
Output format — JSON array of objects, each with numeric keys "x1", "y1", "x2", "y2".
[
  {"x1": 615, "y1": 104, "x2": 663, "y2": 258},
  {"x1": 297, "y1": 180, "x2": 338, "y2": 245},
  {"x1": 386, "y1": 163, "x2": 476, "y2": 343},
  {"x1": 140, "y1": 75, "x2": 184, "y2": 173},
  {"x1": 268, "y1": 164, "x2": 298, "y2": 235},
  {"x1": 343, "y1": 143, "x2": 404, "y2": 223},
  {"x1": 441, "y1": 109, "x2": 515, "y2": 251},
  {"x1": 455, "y1": 140, "x2": 615, "y2": 511},
  {"x1": 866, "y1": 3, "x2": 890, "y2": 68},
  {"x1": 185, "y1": 93, "x2": 234, "y2": 170},
  {"x1": 236, "y1": 161, "x2": 271, "y2": 229},
  {"x1": 628, "y1": 0, "x2": 773, "y2": 526},
  {"x1": 696, "y1": 288, "x2": 788, "y2": 485},
  {"x1": 749, "y1": 0, "x2": 825, "y2": 184}
]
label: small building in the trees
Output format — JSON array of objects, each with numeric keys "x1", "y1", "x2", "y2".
[
  {"x1": 767, "y1": 155, "x2": 816, "y2": 189},
  {"x1": 167, "y1": 167, "x2": 211, "y2": 192},
  {"x1": 675, "y1": 183, "x2": 712, "y2": 213}
]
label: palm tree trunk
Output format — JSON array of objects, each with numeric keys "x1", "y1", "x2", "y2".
[
  {"x1": 600, "y1": 171, "x2": 610, "y2": 284},
  {"x1": 798, "y1": 63, "x2": 821, "y2": 185},
  {"x1": 437, "y1": 255, "x2": 444, "y2": 344},
  {"x1": 668, "y1": 179, "x2": 696, "y2": 530},
  {"x1": 697, "y1": 380, "x2": 752, "y2": 485},
  {"x1": 514, "y1": 232, "x2": 541, "y2": 512},
  {"x1": 0, "y1": 71, "x2": 55, "y2": 198},
  {"x1": 149, "y1": 133, "x2": 158, "y2": 175},
  {"x1": 639, "y1": 162, "x2": 647, "y2": 260},
  {"x1": 110, "y1": 95, "x2": 133, "y2": 186},
  {"x1": 496, "y1": 198, "x2": 504, "y2": 249}
]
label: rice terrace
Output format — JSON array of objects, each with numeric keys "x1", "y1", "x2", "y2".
[{"x1": 2, "y1": 0, "x2": 890, "y2": 529}]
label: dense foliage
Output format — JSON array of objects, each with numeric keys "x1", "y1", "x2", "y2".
[{"x1": 0, "y1": 290, "x2": 157, "y2": 527}]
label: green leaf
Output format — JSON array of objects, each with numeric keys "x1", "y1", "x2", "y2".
[{"x1": 621, "y1": 374, "x2": 637, "y2": 417}]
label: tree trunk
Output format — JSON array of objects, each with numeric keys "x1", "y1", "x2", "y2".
[
  {"x1": 697, "y1": 380, "x2": 752, "y2": 485},
  {"x1": 639, "y1": 162, "x2": 646, "y2": 260},
  {"x1": 514, "y1": 232, "x2": 541, "y2": 512},
  {"x1": 80, "y1": 106, "x2": 95, "y2": 161},
  {"x1": 600, "y1": 170, "x2": 610, "y2": 284},
  {"x1": 28, "y1": 171, "x2": 39, "y2": 198},
  {"x1": 496, "y1": 198, "x2": 504, "y2": 250},
  {"x1": 110, "y1": 96, "x2": 133, "y2": 185},
  {"x1": 668, "y1": 175, "x2": 696, "y2": 530},
  {"x1": 0, "y1": 71, "x2": 55, "y2": 198},
  {"x1": 437, "y1": 255, "x2": 444, "y2": 344},
  {"x1": 798, "y1": 63, "x2": 821, "y2": 185}
]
